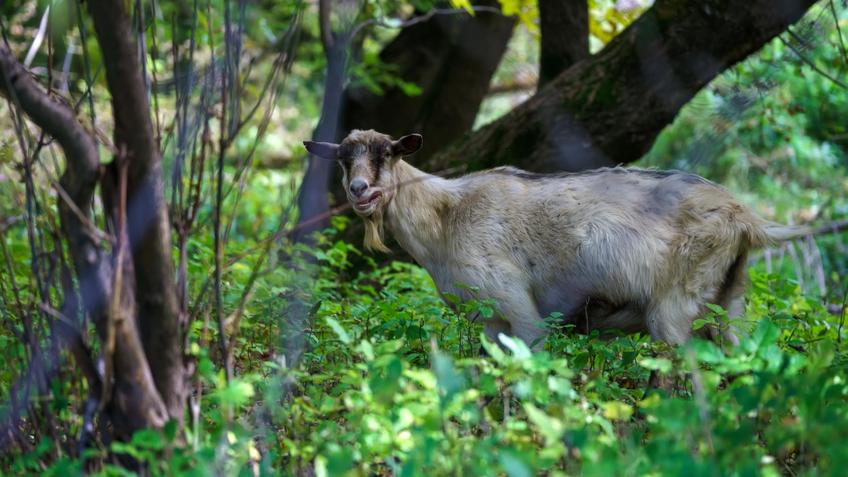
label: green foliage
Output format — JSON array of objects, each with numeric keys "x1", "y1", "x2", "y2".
[
  {"x1": 127, "y1": 242, "x2": 848, "y2": 476},
  {"x1": 8, "y1": 208, "x2": 845, "y2": 476},
  {"x1": 2, "y1": 1, "x2": 848, "y2": 476}
]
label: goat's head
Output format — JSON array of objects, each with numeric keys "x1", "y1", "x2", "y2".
[{"x1": 303, "y1": 129, "x2": 423, "y2": 218}]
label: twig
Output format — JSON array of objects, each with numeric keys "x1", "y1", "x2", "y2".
[
  {"x1": 215, "y1": 0, "x2": 234, "y2": 385},
  {"x1": 781, "y1": 32, "x2": 848, "y2": 90},
  {"x1": 290, "y1": 163, "x2": 469, "y2": 238},
  {"x1": 487, "y1": 77, "x2": 537, "y2": 95},
  {"x1": 102, "y1": 157, "x2": 129, "y2": 410},
  {"x1": 24, "y1": 6, "x2": 51, "y2": 68},
  {"x1": 813, "y1": 219, "x2": 848, "y2": 236},
  {"x1": 785, "y1": 241, "x2": 805, "y2": 289},
  {"x1": 828, "y1": 0, "x2": 848, "y2": 73},
  {"x1": 50, "y1": 179, "x2": 115, "y2": 244},
  {"x1": 350, "y1": 6, "x2": 503, "y2": 40},
  {"x1": 74, "y1": 0, "x2": 97, "y2": 127}
]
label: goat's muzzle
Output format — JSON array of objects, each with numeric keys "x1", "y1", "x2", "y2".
[{"x1": 352, "y1": 190, "x2": 383, "y2": 215}]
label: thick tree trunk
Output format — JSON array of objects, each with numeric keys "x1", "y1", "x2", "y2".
[
  {"x1": 342, "y1": 1, "x2": 515, "y2": 162},
  {"x1": 87, "y1": 0, "x2": 186, "y2": 424},
  {"x1": 424, "y1": 0, "x2": 818, "y2": 174},
  {"x1": 539, "y1": 0, "x2": 589, "y2": 87}
]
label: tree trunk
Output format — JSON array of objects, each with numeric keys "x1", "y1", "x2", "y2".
[
  {"x1": 294, "y1": 41, "x2": 348, "y2": 241},
  {"x1": 342, "y1": 0, "x2": 515, "y2": 162},
  {"x1": 424, "y1": 0, "x2": 818, "y2": 174},
  {"x1": 87, "y1": 0, "x2": 186, "y2": 424},
  {"x1": 539, "y1": 0, "x2": 589, "y2": 87}
]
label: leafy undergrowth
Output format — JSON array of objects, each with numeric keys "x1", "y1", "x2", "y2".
[{"x1": 11, "y1": 236, "x2": 848, "y2": 477}]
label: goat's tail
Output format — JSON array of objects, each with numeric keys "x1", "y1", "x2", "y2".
[
  {"x1": 762, "y1": 222, "x2": 814, "y2": 243},
  {"x1": 741, "y1": 216, "x2": 811, "y2": 248}
]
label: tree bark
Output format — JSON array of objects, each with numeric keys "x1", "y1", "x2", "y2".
[
  {"x1": 424, "y1": 0, "x2": 818, "y2": 174},
  {"x1": 342, "y1": 0, "x2": 515, "y2": 162},
  {"x1": 294, "y1": 0, "x2": 353, "y2": 241},
  {"x1": 539, "y1": 0, "x2": 589, "y2": 87},
  {"x1": 87, "y1": 0, "x2": 186, "y2": 424}
]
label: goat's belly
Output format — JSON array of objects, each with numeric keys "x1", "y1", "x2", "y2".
[
  {"x1": 535, "y1": 288, "x2": 646, "y2": 334},
  {"x1": 566, "y1": 301, "x2": 647, "y2": 335}
]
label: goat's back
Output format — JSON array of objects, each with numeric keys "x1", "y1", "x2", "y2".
[{"x1": 445, "y1": 166, "x2": 767, "y2": 307}]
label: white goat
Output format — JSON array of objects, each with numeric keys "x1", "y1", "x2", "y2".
[{"x1": 304, "y1": 129, "x2": 804, "y2": 348}]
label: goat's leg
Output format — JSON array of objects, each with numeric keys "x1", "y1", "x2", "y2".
[
  {"x1": 710, "y1": 294, "x2": 743, "y2": 346},
  {"x1": 643, "y1": 292, "x2": 696, "y2": 395},
  {"x1": 494, "y1": 290, "x2": 547, "y2": 352},
  {"x1": 646, "y1": 288, "x2": 702, "y2": 345},
  {"x1": 482, "y1": 319, "x2": 511, "y2": 346},
  {"x1": 705, "y1": 249, "x2": 749, "y2": 346}
]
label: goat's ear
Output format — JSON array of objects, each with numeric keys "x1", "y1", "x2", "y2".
[
  {"x1": 392, "y1": 134, "x2": 423, "y2": 157},
  {"x1": 303, "y1": 141, "x2": 339, "y2": 160}
]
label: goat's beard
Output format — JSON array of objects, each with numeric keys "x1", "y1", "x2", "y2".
[{"x1": 362, "y1": 208, "x2": 391, "y2": 253}]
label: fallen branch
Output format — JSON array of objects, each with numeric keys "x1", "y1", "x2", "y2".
[{"x1": 813, "y1": 219, "x2": 848, "y2": 237}]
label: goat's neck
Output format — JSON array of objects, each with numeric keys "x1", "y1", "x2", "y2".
[{"x1": 385, "y1": 160, "x2": 460, "y2": 265}]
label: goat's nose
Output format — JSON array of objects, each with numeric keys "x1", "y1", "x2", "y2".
[{"x1": 350, "y1": 178, "x2": 368, "y2": 197}]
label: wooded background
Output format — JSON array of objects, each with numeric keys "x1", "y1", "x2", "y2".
[{"x1": 0, "y1": 0, "x2": 846, "y2": 474}]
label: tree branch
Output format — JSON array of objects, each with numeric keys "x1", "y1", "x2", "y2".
[
  {"x1": 0, "y1": 45, "x2": 98, "y2": 169},
  {"x1": 813, "y1": 219, "x2": 848, "y2": 237},
  {"x1": 426, "y1": 0, "x2": 819, "y2": 174}
]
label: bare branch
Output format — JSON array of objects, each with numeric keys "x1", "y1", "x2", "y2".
[
  {"x1": 0, "y1": 45, "x2": 98, "y2": 170},
  {"x1": 813, "y1": 219, "x2": 848, "y2": 236},
  {"x1": 781, "y1": 31, "x2": 848, "y2": 90}
]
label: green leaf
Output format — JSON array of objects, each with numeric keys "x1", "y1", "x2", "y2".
[
  {"x1": 499, "y1": 334, "x2": 532, "y2": 360},
  {"x1": 216, "y1": 378, "x2": 255, "y2": 408},
  {"x1": 602, "y1": 401, "x2": 634, "y2": 421},
  {"x1": 692, "y1": 318, "x2": 713, "y2": 330},
  {"x1": 131, "y1": 429, "x2": 164, "y2": 450},
  {"x1": 524, "y1": 403, "x2": 564, "y2": 444},
  {"x1": 499, "y1": 450, "x2": 532, "y2": 477},
  {"x1": 326, "y1": 316, "x2": 352, "y2": 344},
  {"x1": 639, "y1": 357, "x2": 672, "y2": 373},
  {"x1": 432, "y1": 351, "x2": 466, "y2": 406},
  {"x1": 324, "y1": 445, "x2": 354, "y2": 476},
  {"x1": 480, "y1": 333, "x2": 507, "y2": 363}
]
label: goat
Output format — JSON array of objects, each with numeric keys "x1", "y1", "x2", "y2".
[{"x1": 304, "y1": 129, "x2": 807, "y2": 349}]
